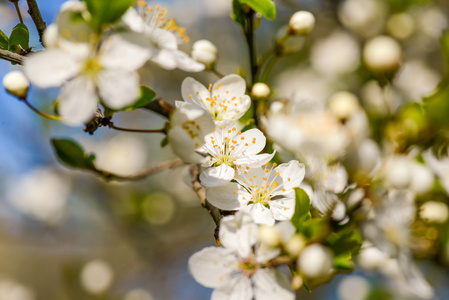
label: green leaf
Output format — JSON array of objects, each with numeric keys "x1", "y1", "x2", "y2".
[
  {"x1": 327, "y1": 227, "x2": 363, "y2": 256},
  {"x1": 84, "y1": 0, "x2": 134, "y2": 31},
  {"x1": 291, "y1": 188, "x2": 311, "y2": 232},
  {"x1": 333, "y1": 252, "x2": 354, "y2": 272},
  {"x1": 239, "y1": 0, "x2": 276, "y2": 21},
  {"x1": 8, "y1": 23, "x2": 29, "y2": 52},
  {"x1": 124, "y1": 86, "x2": 157, "y2": 111},
  {"x1": 0, "y1": 29, "x2": 8, "y2": 50},
  {"x1": 51, "y1": 139, "x2": 96, "y2": 170},
  {"x1": 160, "y1": 136, "x2": 169, "y2": 148},
  {"x1": 231, "y1": 0, "x2": 246, "y2": 26}
]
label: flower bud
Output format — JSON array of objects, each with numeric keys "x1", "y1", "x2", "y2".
[
  {"x1": 328, "y1": 91, "x2": 360, "y2": 120},
  {"x1": 192, "y1": 39, "x2": 217, "y2": 69},
  {"x1": 3, "y1": 71, "x2": 29, "y2": 99},
  {"x1": 363, "y1": 36, "x2": 401, "y2": 72},
  {"x1": 420, "y1": 201, "x2": 449, "y2": 224},
  {"x1": 357, "y1": 246, "x2": 387, "y2": 270},
  {"x1": 284, "y1": 234, "x2": 306, "y2": 257},
  {"x1": 258, "y1": 225, "x2": 282, "y2": 247},
  {"x1": 291, "y1": 275, "x2": 303, "y2": 290},
  {"x1": 251, "y1": 82, "x2": 271, "y2": 98},
  {"x1": 289, "y1": 11, "x2": 315, "y2": 35},
  {"x1": 298, "y1": 244, "x2": 333, "y2": 279}
]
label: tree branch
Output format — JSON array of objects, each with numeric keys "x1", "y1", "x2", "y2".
[
  {"x1": 94, "y1": 159, "x2": 184, "y2": 182},
  {"x1": 0, "y1": 49, "x2": 26, "y2": 64},
  {"x1": 189, "y1": 165, "x2": 223, "y2": 235},
  {"x1": 26, "y1": 0, "x2": 46, "y2": 43}
]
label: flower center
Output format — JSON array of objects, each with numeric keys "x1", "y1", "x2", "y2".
[
  {"x1": 238, "y1": 255, "x2": 259, "y2": 277},
  {"x1": 250, "y1": 189, "x2": 271, "y2": 207},
  {"x1": 82, "y1": 57, "x2": 103, "y2": 78}
]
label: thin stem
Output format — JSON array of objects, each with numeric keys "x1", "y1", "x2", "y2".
[
  {"x1": 12, "y1": 1, "x2": 24, "y2": 24},
  {"x1": 109, "y1": 123, "x2": 166, "y2": 134},
  {"x1": 25, "y1": 0, "x2": 46, "y2": 43},
  {"x1": 245, "y1": 10, "x2": 257, "y2": 86},
  {"x1": 22, "y1": 97, "x2": 63, "y2": 121},
  {"x1": 0, "y1": 48, "x2": 25, "y2": 64},
  {"x1": 94, "y1": 159, "x2": 184, "y2": 182},
  {"x1": 259, "y1": 54, "x2": 279, "y2": 83},
  {"x1": 210, "y1": 67, "x2": 225, "y2": 78}
]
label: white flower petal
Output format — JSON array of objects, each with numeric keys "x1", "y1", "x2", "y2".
[
  {"x1": 188, "y1": 247, "x2": 238, "y2": 288},
  {"x1": 253, "y1": 269, "x2": 295, "y2": 300},
  {"x1": 100, "y1": 34, "x2": 149, "y2": 72},
  {"x1": 241, "y1": 204, "x2": 275, "y2": 226},
  {"x1": 239, "y1": 129, "x2": 266, "y2": 155},
  {"x1": 97, "y1": 70, "x2": 139, "y2": 109},
  {"x1": 24, "y1": 49, "x2": 82, "y2": 88},
  {"x1": 207, "y1": 183, "x2": 249, "y2": 210},
  {"x1": 181, "y1": 77, "x2": 211, "y2": 109},
  {"x1": 59, "y1": 76, "x2": 97, "y2": 125},
  {"x1": 269, "y1": 197, "x2": 296, "y2": 221},
  {"x1": 220, "y1": 212, "x2": 258, "y2": 257},
  {"x1": 200, "y1": 164, "x2": 235, "y2": 187},
  {"x1": 151, "y1": 49, "x2": 177, "y2": 70},
  {"x1": 212, "y1": 74, "x2": 247, "y2": 101},
  {"x1": 275, "y1": 161, "x2": 306, "y2": 194},
  {"x1": 152, "y1": 28, "x2": 178, "y2": 50},
  {"x1": 174, "y1": 50, "x2": 205, "y2": 72},
  {"x1": 235, "y1": 152, "x2": 275, "y2": 168},
  {"x1": 211, "y1": 276, "x2": 253, "y2": 300},
  {"x1": 121, "y1": 7, "x2": 147, "y2": 33},
  {"x1": 168, "y1": 126, "x2": 205, "y2": 164}
]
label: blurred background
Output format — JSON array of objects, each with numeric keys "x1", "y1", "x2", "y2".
[{"x1": 0, "y1": 0, "x2": 449, "y2": 299}]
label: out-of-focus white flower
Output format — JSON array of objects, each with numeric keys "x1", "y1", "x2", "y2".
[
  {"x1": 0, "y1": 277, "x2": 35, "y2": 300},
  {"x1": 207, "y1": 161, "x2": 305, "y2": 225},
  {"x1": 258, "y1": 221, "x2": 296, "y2": 249},
  {"x1": 338, "y1": 0, "x2": 386, "y2": 37},
  {"x1": 298, "y1": 244, "x2": 333, "y2": 279},
  {"x1": 288, "y1": 11, "x2": 315, "y2": 35},
  {"x1": 168, "y1": 101, "x2": 215, "y2": 163},
  {"x1": 363, "y1": 36, "x2": 401, "y2": 72},
  {"x1": 188, "y1": 211, "x2": 294, "y2": 300},
  {"x1": 419, "y1": 201, "x2": 448, "y2": 224},
  {"x1": 327, "y1": 91, "x2": 361, "y2": 120},
  {"x1": 383, "y1": 155, "x2": 413, "y2": 189},
  {"x1": 191, "y1": 39, "x2": 218, "y2": 69},
  {"x1": 25, "y1": 33, "x2": 149, "y2": 125},
  {"x1": 310, "y1": 31, "x2": 360, "y2": 76},
  {"x1": 121, "y1": 6, "x2": 204, "y2": 72},
  {"x1": 94, "y1": 134, "x2": 148, "y2": 176},
  {"x1": 251, "y1": 83, "x2": 271, "y2": 99},
  {"x1": 80, "y1": 260, "x2": 114, "y2": 295},
  {"x1": 394, "y1": 60, "x2": 441, "y2": 102},
  {"x1": 357, "y1": 244, "x2": 388, "y2": 270},
  {"x1": 181, "y1": 74, "x2": 251, "y2": 123},
  {"x1": 7, "y1": 167, "x2": 70, "y2": 225},
  {"x1": 387, "y1": 13, "x2": 415, "y2": 40},
  {"x1": 361, "y1": 80, "x2": 401, "y2": 115},
  {"x1": 2, "y1": 71, "x2": 29, "y2": 99},
  {"x1": 423, "y1": 150, "x2": 449, "y2": 195},
  {"x1": 417, "y1": 7, "x2": 448, "y2": 39},
  {"x1": 409, "y1": 163, "x2": 434, "y2": 195},
  {"x1": 197, "y1": 124, "x2": 274, "y2": 187},
  {"x1": 357, "y1": 139, "x2": 381, "y2": 174},
  {"x1": 337, "y1": 275, "x2": 370, "y2": 300},
  {"x1": 285, "y1": 234, "x2": 306, "y2": 257}
]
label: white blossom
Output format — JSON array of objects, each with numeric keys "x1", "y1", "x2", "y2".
[
  {"x1": 207, "y1": 161, "x2": 305, "y2": 225},
  {"x1": 188, "y1": 212, "x2": 294, "y2": 300},
  {"x1": 181, "y1": 74, "x2": 251, "y2": 123},
  {"x1": 197, "y1": 124, "x2": 275, "y2": 187}
]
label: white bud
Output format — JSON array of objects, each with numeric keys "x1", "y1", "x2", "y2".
[
  {"x1": 289, "y1": 11, "x2": 315, "y2": 35},
  {"x1": 357, "y1": 246, "x2": 387, "y2": 270},
  {"x1": 80, "y1": 260, "x2": 114, "y2": 295},
  {"x1": 258, "y1": 225, "x2": 282, "y2": 247},
  {"x1": 420, "y1": 201, "x2": 449, "y2": 224},
  {"x1": 3, "y1": 71, "x2": 29, "y2": 99},
  {"x1": 298, "y1": 244, "x2": 333, "y2": 279},
  {"x1": 285, "y1": 234, "x2": 306, "y2": 257},
  {"x1": 384, "y1": 156, "x2": 412, "y2": 188},
  {"x1": 191, "y1": 39, "x2": 217, "y2": 68},
  {"x1": 251, "y1": 82, "x2": 271, "y2": 98},
  {"x1": 363, "y1": 36, "x2": 401, "y2": 71},
  {"x1": 328, "y1": 91, "x2": 360, "y2": 120},
  {"x1": 387, "y1": 13, "x2": 415, "y2": 40}
]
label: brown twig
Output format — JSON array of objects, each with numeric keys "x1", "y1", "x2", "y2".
[
  {"x1": 0, "y1": 48, "x2": 25, "y2": 64},
  {"x1": 189, "y1": 165, "x2": 223, "y2": 230},
  {"x1": 94, "y1": 159, "x2": 184, "y2": 182},
  {"x1": 26, "y1": 0, "x2": 46, "y2": 43}
]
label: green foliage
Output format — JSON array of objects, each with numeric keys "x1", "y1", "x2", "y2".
[
  {"x1": 0, "y1": 29, "x2": 8, "y2": 50},
  {"x1": 239, "y1": 0, "x2": 276, "y2": 21},
  {"x1": 8, "y1": 23, "x2": 29, "y2": 53},
  {"x1": 291, "y1": 188, "x2": 311, "y2": 232},
  {"x1": 231, "y1": 0, "x2": 246, "y2": 26},
  {"x1": 51, "y1": 139, "x2": 96, "y2": 170},
  {"x1": 333, "y1": 252, "x2": 354, "y2": 272},
  {"x1": 123, "y1": 86, "x2": 157, "y2": 111},
  {"x1": 84, "y1": 0, "x2": 134, "y2": 31}
]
